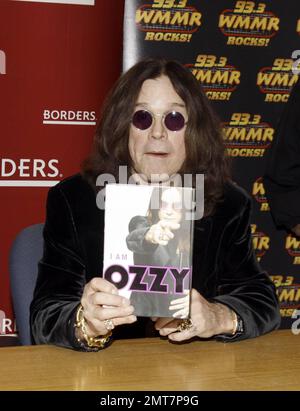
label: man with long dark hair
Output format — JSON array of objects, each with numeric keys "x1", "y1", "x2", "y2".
[{"x1": 30, "y1": 58, "x2": 280, "y2": 351}]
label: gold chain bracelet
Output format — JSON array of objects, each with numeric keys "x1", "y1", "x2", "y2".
[
  {"x1": 75, "y1": 304, "x2": 112, "y2": 349},
  {"x1": 231, "y1": 310, "x2": 238, "y2": 335}
]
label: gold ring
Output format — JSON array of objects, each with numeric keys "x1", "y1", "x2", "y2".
[
  {"x1": 177, "y1": 318, "x2": 193, "y2": 332},
  {"x1": 104, "y1": 319, "x2": 115, "y2": 331}
]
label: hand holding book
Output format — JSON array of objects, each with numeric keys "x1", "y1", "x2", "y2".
[
  {"x1": 76, "y1": 277, "x2": 137, "y2": 343},
  {"x1": 154, "y1": 289, "x2": 236, "y2": 341},
  {"x1": 168, "y1": 289, "x2": 190, "y2": 319}
]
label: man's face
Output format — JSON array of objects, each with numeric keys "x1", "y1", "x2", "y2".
[
  {"x1": 128, "y1": 75, "x2": 187, "y2": 183},
  {"x1": 158, "y1": 188, "x2": 182, "y2": 224}
]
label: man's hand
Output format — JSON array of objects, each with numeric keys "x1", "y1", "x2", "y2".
[
  {"x1": 79, "y1": 277, "x2": 137, "y2": 338},
  {"x1": 153, "y1": 289, "x2": 235, "y2": 342}
]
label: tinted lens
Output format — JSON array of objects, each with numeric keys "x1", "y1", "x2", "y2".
[
  {"x1": 132, "y1": 110, "x2": 153, "y2": 130},
  {"x1": 164, "y1": 111, "x2": 185, "y2": 131}
]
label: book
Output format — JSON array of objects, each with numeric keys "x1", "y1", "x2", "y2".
[{"x1": 103, "y1": 184, "x2": 196, "y2": 318}]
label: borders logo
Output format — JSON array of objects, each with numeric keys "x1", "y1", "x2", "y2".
[
  {"x1": 0, "y1": 310, "x2": 17, "y2": 337},
  {"x1": 222, "y1": 113, "x2": 273, "y2": 157},
  {"x1": 0, "y1": 158, "x2": 61, "y2": 187},
  {"x1": 43, "y1": 109, "x2": 96, "y2": 126},
  {"x1": 219, "y1": 1, "x2": 280, "y2": 47},
  {"x1": 187, "y1": 54, "x2": 240, "y2": 101},
  {"x1": 135, "y1": 0, "x2": 202, "y2": 43}
]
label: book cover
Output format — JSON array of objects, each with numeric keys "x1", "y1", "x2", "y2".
[{"x1": 103, "y1": 184, "x2": 195, "y2": 319}]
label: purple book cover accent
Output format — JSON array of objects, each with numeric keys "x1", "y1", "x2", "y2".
[{"x1": 103, "y1": 184, "x2": 195, "y2": 318}]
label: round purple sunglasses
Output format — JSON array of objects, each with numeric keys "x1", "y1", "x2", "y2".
[{"x1": 132, "y1": 109, "x2": 187, "y2": 132}]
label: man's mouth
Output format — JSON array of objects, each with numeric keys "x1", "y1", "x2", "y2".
[{"x1": 146, "y1": 152, "x2": 169, "y2": 157}]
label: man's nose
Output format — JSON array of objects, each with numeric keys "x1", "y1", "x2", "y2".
[{"x1": 150, "y1": 116, "x2": 166, "y2": 140}]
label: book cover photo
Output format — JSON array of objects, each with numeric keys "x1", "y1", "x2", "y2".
[{"x1": 103, "y1": 184, "x2": 196, "y2": 319}]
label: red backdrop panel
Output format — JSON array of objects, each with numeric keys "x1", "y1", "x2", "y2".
[{"x1": 0, "y1": 0, "x2": 124, "y2": 344}]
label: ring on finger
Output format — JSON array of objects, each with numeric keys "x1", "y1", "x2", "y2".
[
  {"x1": 104, "y1": 319, "x2": 115, "y2": 331},
  {"x1": 177, "y1": 318, "x2": 193, "y2": 332}
]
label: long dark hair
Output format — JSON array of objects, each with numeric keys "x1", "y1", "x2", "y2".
[{"x1": 82, "y1": 58, "x2": 231, "y2": 216}]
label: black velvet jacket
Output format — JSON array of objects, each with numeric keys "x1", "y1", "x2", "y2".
[{"x1": 30, "y1": 174, "x2": 280, "y2": 350}]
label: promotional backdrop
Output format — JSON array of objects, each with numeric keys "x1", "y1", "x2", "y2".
[
  {"x1": 123, "y1": 0, "x2": 300, "y2": 329},
  {"x1": 0, "y1": 0, "x2": 125, "y2": 345},
  {"x1": 1, "y1": 0, "x2": 300, "y2": 346}
]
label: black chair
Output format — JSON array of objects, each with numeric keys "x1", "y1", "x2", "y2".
[{"x1": 9, "y1": 224, "x2": 44, "y2": 345}]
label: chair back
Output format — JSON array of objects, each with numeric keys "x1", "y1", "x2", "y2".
[{"x1": 9, "y1": 224, "x2": 44, "y2": 345}]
